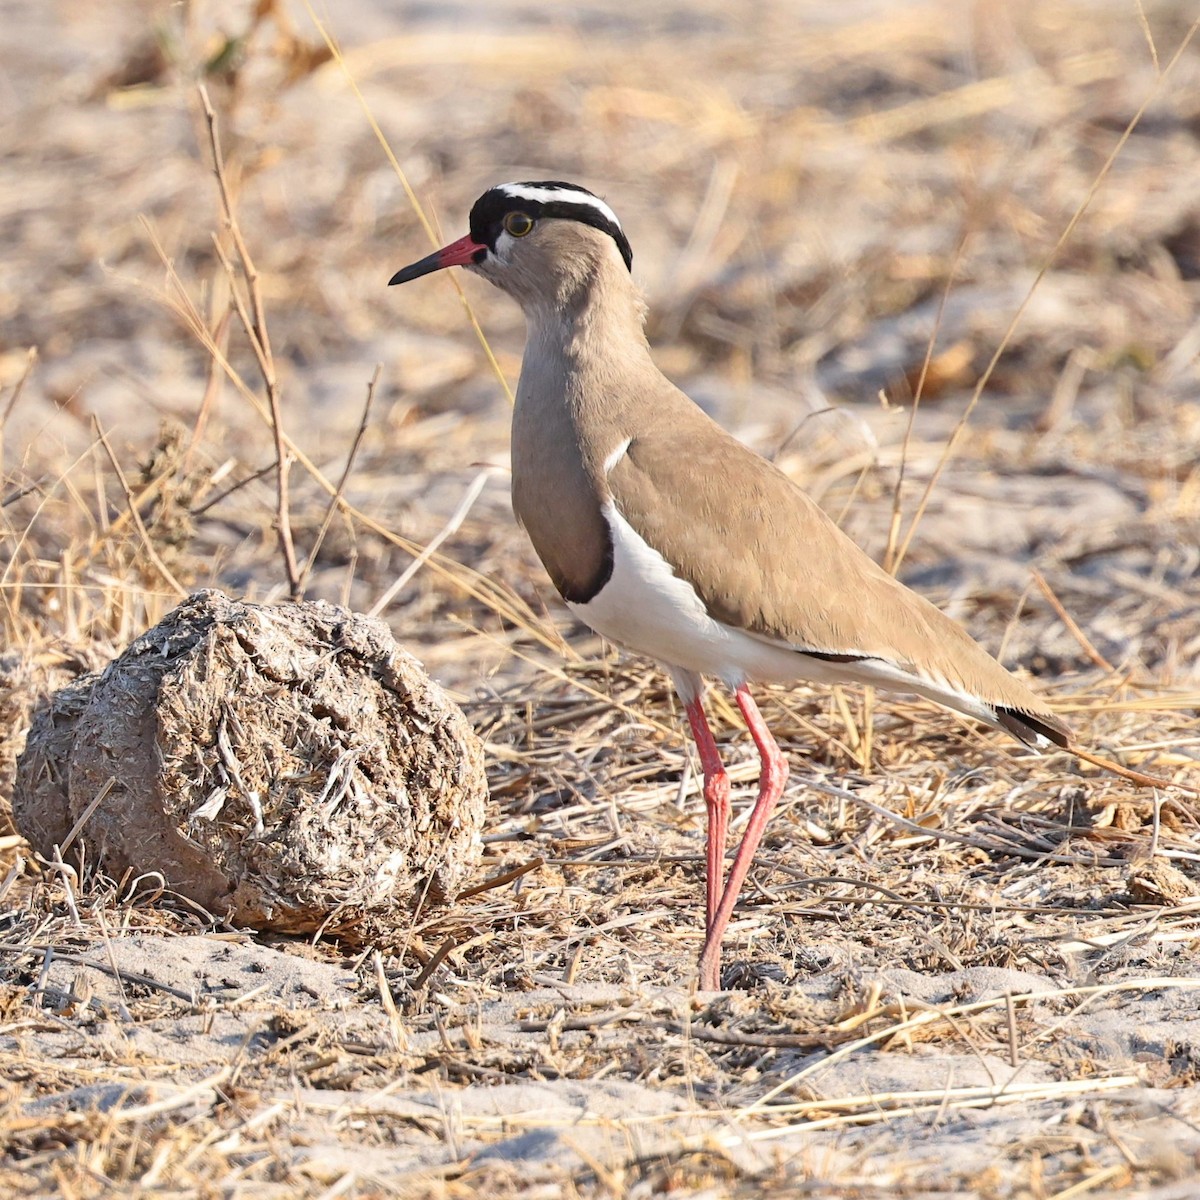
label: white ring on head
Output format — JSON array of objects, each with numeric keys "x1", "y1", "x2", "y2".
[{"x1": 495, "y1": 183, "x2": 623, "y2": 232}]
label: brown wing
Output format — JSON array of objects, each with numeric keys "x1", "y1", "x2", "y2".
[{"x1": 605, "y1": 391, "x2": 1069, "y2": 744}]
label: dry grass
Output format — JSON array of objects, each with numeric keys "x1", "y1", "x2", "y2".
[{"x1": 2, "y1": 0, "x2": 1200, "y2": 1195}]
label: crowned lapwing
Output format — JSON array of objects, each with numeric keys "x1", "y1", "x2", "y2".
[{"x1": 389, "y1": 180, "x2": 1071, "y2": 991}]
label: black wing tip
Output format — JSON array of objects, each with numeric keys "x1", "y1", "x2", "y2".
[
  {"x1": 995, "y1": 705, "x2": 1072, "y2": 749},
  {"x1": 800, "y1": 650, "x2": 873, "y2": 664}
]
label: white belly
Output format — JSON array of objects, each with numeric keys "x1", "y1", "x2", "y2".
[
  {"x1": 567, "y1": 502, "x2": 827, "y2": 692},
  {"x1": 566, "y1": 502, "x2": 1002, "y2": 730}
]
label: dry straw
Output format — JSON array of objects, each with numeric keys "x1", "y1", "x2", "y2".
[{"x1": 2, "y1": 0, "x2": 1200, "y2": 1196}]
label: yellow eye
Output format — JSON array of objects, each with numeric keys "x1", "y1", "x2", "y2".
[{"x1": 504, "y1": 211, "x2": 534, "y2": 237}]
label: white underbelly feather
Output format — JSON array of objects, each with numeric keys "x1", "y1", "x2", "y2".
[
  {"x1": 566, "y1": 502, "x2": 1001, "y2": 727},
  {"x1": 567, "y1": 502, "x2": 824, "y2": 690}
]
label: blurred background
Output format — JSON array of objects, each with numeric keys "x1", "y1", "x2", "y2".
[
  {"x1": 4, "y1": 10, "x2": 1200, "y2": 1191},
  {"x1": 2, "y1": 0, "x2": 1199, "y2": 692}
]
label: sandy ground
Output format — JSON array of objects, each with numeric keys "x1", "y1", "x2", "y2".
[
  {"x1": 2, "y1": 0, "x2": 1200, "y2": 1196},
  {"x1": 9, "y1": 930, "x2": 1200, "y2": 1194}
]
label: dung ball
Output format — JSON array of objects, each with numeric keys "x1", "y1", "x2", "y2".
[{"x1": 13, "y1": 590, "x2": 487, "y2": 939}]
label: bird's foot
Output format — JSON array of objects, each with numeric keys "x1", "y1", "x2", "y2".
[{"x1": 697, "y1": 939, "x2": 722, "y2": 992}]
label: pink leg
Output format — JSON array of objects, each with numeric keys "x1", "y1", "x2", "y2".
[
  {"x1": 684, "y1": 695, "x2": 731, "y2": 934},
  {"x1": 697, "y1": 685, "x2": 789, "y2": 991}
]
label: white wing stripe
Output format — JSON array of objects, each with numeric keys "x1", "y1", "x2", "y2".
[
  {"x1": 569, "y1": 503, "x2": 1026, "y2": 737},
  {"x1": 603, "y1": 437, "x2": 632, "y2": 475}
]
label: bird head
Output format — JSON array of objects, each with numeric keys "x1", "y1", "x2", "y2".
[{"x1": 389, "y1": 181, "x2": 633, "y2": 309}]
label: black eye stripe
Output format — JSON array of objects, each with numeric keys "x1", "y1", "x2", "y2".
[{"x1": 468, "y1": 183, "x2": 633, "y2": 271}]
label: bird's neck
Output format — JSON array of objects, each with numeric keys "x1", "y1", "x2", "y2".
[
  {"x1": 517, "y1": 265, "x2": 653, "y2": 441},
  {"x1": 526, "y1": 263, "x2": 649, "y2": 363},
  {"x1": 508, "y1": 265, "x2": 657, "y2": 596}
]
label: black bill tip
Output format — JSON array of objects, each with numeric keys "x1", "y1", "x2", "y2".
[
  {"x1": 388, "y1": 252, "x2": 444, "y2": 286},
  {"x1": 388, "y1": 233, "x2": 487, "y2": 287}
]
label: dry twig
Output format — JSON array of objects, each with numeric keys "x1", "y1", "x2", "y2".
[{"x1": 198, "y1": 84, "x2": 300, "y2": 598}]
